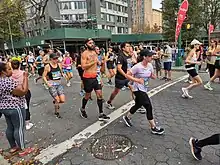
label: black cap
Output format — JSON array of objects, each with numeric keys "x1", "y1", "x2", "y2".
[
  {"x1": 140, "y1": 49, "x2": 155, "y2": 57},
  {"x1": 50, "y1": 53, "x2": 59, "y2": 59}
]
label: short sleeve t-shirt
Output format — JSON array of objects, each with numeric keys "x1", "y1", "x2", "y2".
[
  {"x1": 130, "y1": 62, "x2": 154, "y2": 93},
  {"x1": 163, "y1": 46, "x2": 172, "y2": 62},
  {"x1": 36, "y1": 56, "x2": 44, "y2": 69},
  {"x1": 0, "y1": 77, "x2": 25, "y2": 109},
  {"x1": 115, "y1": 53, "x2": 132, "y2": 80}
]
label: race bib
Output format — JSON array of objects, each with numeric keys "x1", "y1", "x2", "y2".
[
  {"x1": 144, "y1": 78, "x2": 149, "y2": 88},
  {"x1": 52, "y1": 71, "x2": 61, "y2": 80},
  {"x1": 22, "y1": 62, "x2": 27, "y2": 65},
  {"x1": 66, "y1": 66, "x2": 71, "y2": 69}
]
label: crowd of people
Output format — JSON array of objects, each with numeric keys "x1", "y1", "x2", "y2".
[{"x1": 0, "y1": 38, "x2": 219, "y2": 161}]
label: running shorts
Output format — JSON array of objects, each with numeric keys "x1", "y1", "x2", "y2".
[
  {"x1": 48, "y1": 84, "x2": 64, "y2": 98},
  {"x1": 37, "y1": 67, "x2": 44, "y2": 76},
  {"x1": 63, "y1": 68, "x2": 73, "y2": 74},
  {"x1": 83, "y1": 78, "x2": 101, "y2": 93},
  {"x1": 186, "y1": 64, "x2": 198, "y2": 78},
  {"x1": 115, "y1": 78, "x2": 129, "y2": 89}
]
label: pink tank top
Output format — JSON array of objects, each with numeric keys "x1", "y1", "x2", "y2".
[{"x1": 64, "y1": 57, "x2": 71, "y2": 69}]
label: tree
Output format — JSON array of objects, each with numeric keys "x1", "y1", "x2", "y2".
[
  {"x1": 200, "y1": 0, "x2": 220, "y2": 34},
  {"x1": 0, "y1": 0, "x2": 26, "y2": 41},
  {"x1": 162, "y1": 0, "x2": 203, "y2": 41}
]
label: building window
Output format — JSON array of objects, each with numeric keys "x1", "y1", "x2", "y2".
[
  {"x1": 102, "y1": 25, "x2": 105, "y2": 29},
  {"x1": 117, "y1": 27, "x2": 123, "y2": 33},
  {"x1": 61, "y1": 2, "x2": 71, "y2": 10},
  {"x1": 78, "y1": 1, "x2": 83, "y2": 9},
  {"x1": 100, "y1": 0, "x2": 106, "y2": 8},
  {"x1": 109, "y1": 26, "x2": 115, "y2": 33},
  {"x1": 108, "y1": 2, "x2": 113, "y2": 10},
  {"x1": 83, "y1": 1, "x2": 87, "y2": 8},
  {"x1": 101, "y1": 13, "x2": 104, "y2": 20}
]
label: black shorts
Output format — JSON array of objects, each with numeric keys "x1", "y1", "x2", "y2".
[
  {"x1": 107, "y1": 62, "x2": 114, "y2": 69},
  {"x1": 186, "y1": 69, "x2": 198, "y2": 78},
  {"x1": 164, "y1": 62, "x2": 172, "y2": 71},
  {"x1": 37, "y1": 67, "x2": 44, "y2": 76},
  {"x1": 83, "y1": 78, "x2": 101, "y2": 93},
  {"x1": 115, "y1": 78, "x2": 129, "y2": 89},
  {"x1": 214, "y1": 60, "x2": 220, "y2": 70},
  {"x1": 77, "y1": 68, "x2": 84, "y2": 80}
]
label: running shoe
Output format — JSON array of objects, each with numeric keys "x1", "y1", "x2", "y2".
[
  {"x1": 79, "y1": 91, "x2": 85, "y2": 97},
  {"x1": 161, "y1": 77, "x2": 167, "y2": 80},
  {"x1": 189, "y1": 137, "x2": 202, "y2": 160},
  {"x1": 204, "y1": 83, "x2": 213, "y2": 91},
  {"x1": 107, "y1": 81, "x2": 113, "y2": 85},
  {"x1": 106, "y1": 102, "x2": 115, "y2": 110},
  {"x1": 79, "y1": 108, "x2": 88, "y2": 118},
  {"x1": 43, "y1": 83, "x2": 49, "y2": 90},
  {"x1": 54, "y1": 112, "x2": 62, "y2": 118},
  {"x1": 34, "y1": 78, "x2": 38, "y2": 84},
  {"x1": 182, "y1": 88, "x2": 193, "y2": 99},
  {"x1": 151, "y1": 127, "x2": 164, "y2": 135},
  {"x1": 66, "y1": 81, "x2": 71, "y2": 87},
  {"x1": 98, "y1": 114, "x2": 110, "y2": 121},
  {"x1": 26, "y1": 122, "x2": 34, "y2": 130},
  {"x1": 121, "y1": 86, "x2": 126, "y2": 91},
  {"x1": 123, "y1": 116, "x2": 132, "y2": 127}
]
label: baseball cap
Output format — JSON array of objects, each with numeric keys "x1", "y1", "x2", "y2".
[
  {"x1": 140, "y1": 49, "x2": 155, "y2": 57},
  {"x1": 50, "y1": 53, "x2": 59, "y2": 59},
  {"x1": 191, "y1": 39, "x2": 202, "y2": 45}
]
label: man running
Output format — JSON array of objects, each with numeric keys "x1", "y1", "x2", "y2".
[
  {"x1": 106, "y1": 46, "x2": 115, "y2": 85},
  {"x1": 106, "y1": 42, "x2": 132, "y2": 110},
  {"x1": 34, "y1": 50, "x2": 45, "y2": 84},
  {"x1": 79, "y1": 38, "x2": 110, "y2": 121}
]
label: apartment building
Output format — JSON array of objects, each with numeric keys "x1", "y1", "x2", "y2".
[{"x1": 86, "y1": 0, "x2": 131, "y2": 34}]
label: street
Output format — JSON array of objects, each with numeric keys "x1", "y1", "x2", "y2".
[{"x1": 0, "y1": 70, "x2": 219, "y2": 165}]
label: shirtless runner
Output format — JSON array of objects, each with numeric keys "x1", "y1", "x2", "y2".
[{"x1": 79, "y1": 38, "x2": 110, "y2": 121}]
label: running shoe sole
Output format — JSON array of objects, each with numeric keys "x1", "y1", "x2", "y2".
[
  {"x1": 123, "y1": 116, "x2": 132, "y2": 127},
  {"x1": 151, "y1": 130, "x2": 164, "y2": 135},
  {"x1": 189, "y1": 137, "x2": 200, "y2": 161},
  {"x1": 98, "y1": 118, "x2": 110, "y2": 122}
]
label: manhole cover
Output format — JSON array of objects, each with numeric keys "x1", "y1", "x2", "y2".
[{"x1": 90, "y1": 134, "x2": 132, "y2": 160}]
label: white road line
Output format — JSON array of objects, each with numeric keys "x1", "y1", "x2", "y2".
[{"x1": 36, "y1": 75, "x2": 188, "y2": 164}]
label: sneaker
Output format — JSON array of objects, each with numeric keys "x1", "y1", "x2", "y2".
[
  {"x1": 151, "y1": 127, "x2": 164, "y2": 135},
  {"x1": 26, "y1": 123, "x2": 34, "y2": 130},
  {"x1": 181, "y1": 88, "x2": 193, "y2": 98},
  {"x1": 189, "y1": 137, "x2": 202, "y2": 160},
  {"x1": 106, "y1": 102, "x2": 115, "y2": 110},
  {"x1": 98, "y1": 114, "x2": 110, "y2": 121},
  {"x1": 34, "y1": 78, "x2": 37, "y2": 84},
  {"x1": 43, "y1": 83, "x2": 49, "y2": 90},
  {"x1": 19, "y1": 147, "x2": 35, "y2": 157},
  {"x1": 79, "y1": 91, "x2": 85, "y2": 97},
  {"x1": 54, "y1": 112, "x2": 62, "y2": 118},
  {"x1": 79, "y1": 108, "x2": 88, "y2": 118},
  {"x1": 161, "y1": 77, "x2": 167, "y2": 80},
  {"x1": 66, "y1": 81, "x2": 71, "y2": 87},
  {"x1": 121, "y1": 86, "x2": 126, "y2": 91},
  {"x1": 204, "y1": 83, "x2": 213, "y2": 91},
  {"x1": 123, "y1": 116, "x2": 132, "y2": 127},
  {"x1": 107, "y1": 81, "x2": 113, "y2": 85}
]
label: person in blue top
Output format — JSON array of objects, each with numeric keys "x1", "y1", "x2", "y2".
[{"x1": 122, "y1": 49, "x2": 164, "y2": 135}]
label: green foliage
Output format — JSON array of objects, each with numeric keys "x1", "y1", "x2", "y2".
[
  {"x1": 0, "y1": 0, "x2": 26, "y2": 40},
  {"x1": 162, "y1": 0, "x2": 204, "y2": 41}
]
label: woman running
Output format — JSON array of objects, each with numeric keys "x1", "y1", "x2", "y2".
[
  {"x1": 63, "y1": 51, "x2": 73, "y2": 87},
  {"x1": 11, "y1": 60, "x2": 34, "y2": 130},
  {"x1": 43, "y1": 53, "x2": 65, "y2": 118},
  {"x1": 181, "y1": 39, "x2": 203, "y2": 98},
  {"x1": 106, "y1": 46, "x2": 115, "y2": 85},
  {"x1": 204, "y1": 41, "x2": 220, "y2": 91},
  {"x1": 0, "y1": 62, "x2": 34, "y2": 156},
  {"x1": 27, "y1": 52, "x2": 36, "y2": 76},
  {"x1": 122, "y1": 49, "x2": 164, "y2": 135}
]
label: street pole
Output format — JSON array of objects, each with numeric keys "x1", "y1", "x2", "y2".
[
  {"x1": 8, "y1": 20, "x2": 15, "y2": 55},
  {"x1": 176, "y1": 0, "x2": 182, "y2": 66}
]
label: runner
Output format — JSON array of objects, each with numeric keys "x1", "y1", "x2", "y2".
[
  {"x1": 106, "y1": 42, "x2": 132, "y2": 110},
  {"x1": 20, "y1": 54, "x2": 27, "y2": 71},
  {"x1": 95, "y1": 46, "x2": 104, "y2": 88},
  {"x1": 0, "y1": 62, "x2": 35, "y2": 156},
  {"x1": 189, "y1": 134, "x2": 220, "y2": 160},
  {"x1": 204, "y1": 41, "x2": 220, "y2": 90},
  {"x1": 182, "y1": 39, "x2": 203, "y2": 98},
  {"x1": 42, "y1": 53, "x2": 65, "y2": 118},
  {"x1": 106, "y1": 46, "x2": 115, "y2": 85},
  {"x1": 122, "y1": 49, "x2": 164, "y2": 135},
  {"x1": 76, "y1": 46, "x2": 86, "y2": 96},
  {"x1": 11, "y1": 60, "x2": 34, "y2": 130},
  {"x1": 34, "y1": 50, "x2": 45, "y2": 84},
  {"x1": 62, "y1": 51, "x2": 73, "y2": 87},
  {"x1": 27, "y1": 52, "x2": 36, "y2": 76},
  {"x1": 79, "y1": 38, "x2": 110, "y2": 121}
]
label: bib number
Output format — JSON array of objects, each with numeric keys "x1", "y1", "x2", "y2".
[{"x1": 144, "y1": 78, "x2": 149, "y2": 87}]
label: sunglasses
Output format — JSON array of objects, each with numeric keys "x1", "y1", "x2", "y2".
[{"x1": 52, "y1": 57, "x2": 59, "y2": 60}]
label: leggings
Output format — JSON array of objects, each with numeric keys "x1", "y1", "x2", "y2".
[
  {"x1": 0, "y1": 107, "x2": 26, "y2": 149},
  {"x1": 25, "y1": 90, "x2": 31, "y2": 121},
  {"x1": 207, "y1": 63, "x2": 215, "y2": 78},
  {"x1": 197, "y1": 134, "x2": 220, "y2": 148},
  {"x1": 129, "y1": 91, "x2": 153, "y2": 120}
]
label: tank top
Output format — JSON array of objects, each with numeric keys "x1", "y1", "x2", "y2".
[
  {"x1": 185, "y1": 53, "x2": 197, "y2": 70},
  {"x1": 28, "y1": 55, "x2": 35, "y2": 63},
  {"x1": 47, "y1": 64, "x2": 62, "y2": 80},
  {"x1": 64, "y1": 57, "x2": 71, "y2": 69}
]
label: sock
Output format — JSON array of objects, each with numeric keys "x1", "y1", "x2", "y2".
[
  {"x1": 82, "y1": 98, "x2": 88, "y2": 109},
  {"x1": 97, "y1": 99, "x2": 103, "y2": 114}
]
